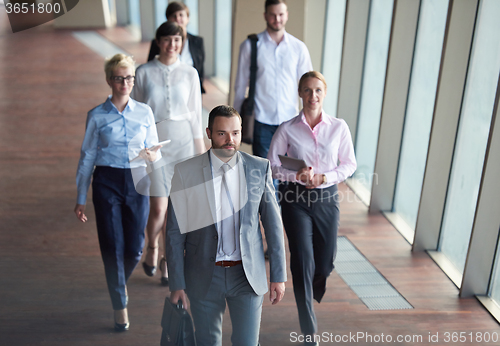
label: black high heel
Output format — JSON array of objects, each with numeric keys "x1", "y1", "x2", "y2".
[
  {"x1": 114, "y1": 322, "x2": 130, "y2": 332},
  {"x1": 114, "y1": 309, "x2": 130, "y2": 332},
  {"x1": 142, "y1": 245, "x2": 157, "y2": 277},
  {"x1": 160, "y1": 257, "x2": 169, "y2": 286}
]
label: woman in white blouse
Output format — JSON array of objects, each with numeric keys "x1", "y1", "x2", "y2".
[
  {"x1": 132, "y1": 21, "x2": 205, "y2": 285},
  {"x1": 267, "y1": 71, "x2": 357, "y2": 345},
  {"x1": 147, "y1": 1, "x2": 205, "y2": 93}
]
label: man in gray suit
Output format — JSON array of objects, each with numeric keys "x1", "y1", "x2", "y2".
[{"x1": 165, "y1": 105, "x2": 287, "y2": 346}]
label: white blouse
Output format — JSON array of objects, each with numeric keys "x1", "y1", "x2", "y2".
[
  {"x1": 131, "y1": 58, "x2": 203, "y2": 196},
  {"x1": 131, "y1": 57, "x2": 202, "y2": 139}
]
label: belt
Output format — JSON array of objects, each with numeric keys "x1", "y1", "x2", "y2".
[{"x1": 215, "y1": 260, "x2": 242, "y2": 268}]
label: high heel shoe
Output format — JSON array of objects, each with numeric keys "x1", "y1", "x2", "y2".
[
  {"x1": 114, "y1": 308, "x2": 130, "y2": 332},
  {"x1": 114, "y1": 322, "x2": 130, "y2": 332},
  {"x1": 160, "y1": 257, "x2": 169, "y2": 286},
  {"x1": 142, "y1": 245, "x2": 158, "y2": 277}
]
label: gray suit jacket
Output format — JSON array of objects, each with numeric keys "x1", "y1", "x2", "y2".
[{"x1": 165, "y1": 150, "x2": 287, "y2": 299}]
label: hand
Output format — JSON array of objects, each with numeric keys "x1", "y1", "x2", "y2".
[
  {"x1": 74, "y1": 204, "x2": 87, "y2": 223},
  {"x1": 139, "y1": 145, "x2": 161, "y2": 162},
  {"x1": 306, "y1": 174, "x2": 324, "y2": 189},
  {"x1": 170, "y1": 289, "x2": 189, "y2": 310},
  {"x1": 269, "y1": 282, "x2": 285, "y2": 305},
  {"x1": 296, "y1": 167, "x2": 314, "y2": 184}
]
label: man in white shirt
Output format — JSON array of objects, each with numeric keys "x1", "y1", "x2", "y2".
[{"x1": 234, "y1": 0, "x2": 313, "y2": 159}]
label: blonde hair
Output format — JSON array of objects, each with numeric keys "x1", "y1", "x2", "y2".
[
  {"x1": 298, "y1": 71, "x2": 327, "y2": 92},
  {"x1": 104, "y1": 54, "x2": 136, "y2": 80}
]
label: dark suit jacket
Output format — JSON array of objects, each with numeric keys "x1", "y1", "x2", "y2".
[{"x1": 148, "y1": 33, "x2": 205, "y2": 93}]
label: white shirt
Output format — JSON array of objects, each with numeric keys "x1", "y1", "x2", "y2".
[
  {"x1": 210, "y1": 150, "x2": 241, "y2": 261},
  {"x1": 179, "y1": 38, "x2": 194, "y2": 67},
  {"x1": 234, "y1": 30, "x2": 313, "y2": 126},
  {"x1": 268, "y1": 110, "x2": 357, "y2": 187}
]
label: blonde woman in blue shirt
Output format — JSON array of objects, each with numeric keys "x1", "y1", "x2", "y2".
[{"x1": 74, "y1": 54, "x2": 161, "y2": 331}]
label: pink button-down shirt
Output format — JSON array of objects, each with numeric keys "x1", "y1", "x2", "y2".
[{"x1": 267, "y1": 110, "x2": 357, "y2": 188}]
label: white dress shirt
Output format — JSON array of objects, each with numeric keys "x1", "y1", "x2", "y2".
[
  {"x1": 234, "y1": 30, "x2": 313, "y2": 126},
  {"x1": 210, "y1": 150, "x2": 241, "y2": 261},
  {"x1": 179, "y1": 38, "x2": 194, "y2": 67},
  {"x1": 268, "y1": 110, "x2": 357, "y2": 187}
]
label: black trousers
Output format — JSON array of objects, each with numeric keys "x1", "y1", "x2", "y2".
[
  {"x1": 92, "y1": 166, "x2": 149, "y2": 310},
  {"x1": 281, "y1": 182, "x2": 339, "y2": 335}
]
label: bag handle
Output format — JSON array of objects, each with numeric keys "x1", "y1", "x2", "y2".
[{"x1": 176, "y1": 299, "x2": 184, "y2": 310}]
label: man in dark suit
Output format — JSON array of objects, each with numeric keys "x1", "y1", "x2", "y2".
[
  {"x1": 147, "y1": 1, "x2": 205, "y2": 93},
  {"x1": 165, "y1": 105, "x2": 287, "y2": 345}
]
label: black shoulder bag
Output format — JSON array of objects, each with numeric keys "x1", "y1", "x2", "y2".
[{"x1": 240, "y1": 34, "x2": 259, "y2": 145}]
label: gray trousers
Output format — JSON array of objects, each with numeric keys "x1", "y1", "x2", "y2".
[{"x1": 188, "y1": 264, "x2": 264, "y2": 346}]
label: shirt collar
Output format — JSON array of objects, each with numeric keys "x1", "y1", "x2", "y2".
[
  {"x1": 263, "y1": 29, "x2": 289, "y2": 44},
  {"x1": 154, "y1": 56, "x2": 181, "y2": 72},
  {"x1": 210, "y1": 149, "x2": 239, "y2": 174},
  {"x1": 297, "y1": 109, "x2": 332, "y2": 127},
  {"x1": 103, "y1": 96, "x2": 136, "y2": 113}
]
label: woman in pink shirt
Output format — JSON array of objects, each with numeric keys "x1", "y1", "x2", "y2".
[{"x1": 268, "y1": 71, "x2": 357, "y2": 345}]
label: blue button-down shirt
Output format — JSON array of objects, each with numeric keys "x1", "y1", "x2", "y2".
[{"x1": 76, "y1": 97, "x2": 160, "y2": 205}]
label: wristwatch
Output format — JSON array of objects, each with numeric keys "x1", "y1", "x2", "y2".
[{"x1": 322, "y1": 174, "x2": 327, "y2": 185}]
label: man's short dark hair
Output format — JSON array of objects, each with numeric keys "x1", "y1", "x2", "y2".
[
  {"x1": 265, "y1": 0, "x2": 286, "y2": 11},
  {"x1": 208, "y1": 105, "x2": 242, "y2": 132},
  {"x1": 166, "y1": 1, "x2": 189, "y2": 19},
  {"x1": 155, "y1": 21, "x2": 184, "y2": 42}
]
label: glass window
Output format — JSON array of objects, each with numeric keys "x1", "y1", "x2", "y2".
[
  {"x1": 108, "y1": 0, "x2": 114, "y2": 17},
  {"x1": 154, "y1": 0, "x2": 169, "y2": 28},
  {"x1": 184, "y1": 0, "x2": 199, "y2": 35},
  {"x1": 392, "y1": 0, "x2": 449, "y2": 230},
  {"x1": 351, "y1": 0, "x2": 394, "y2": 191},
  {"x1": 321, "y1": 0, "x2": 347, "y2": 117},
  {"x1": 127, "y1": 0, "x2": 141, "y2": 27},
  {"x1": 439, "y1": 0, "x2": 500, "y2": 274},
  {"x1": 214, "y1": 0, "x2": 232, "y2": 90},
  {"x1": 489, "y1": 228, "x2": 500, "y2": 303}
]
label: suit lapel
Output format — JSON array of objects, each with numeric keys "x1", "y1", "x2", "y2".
[
  {"x1": 239, "y1": 153, "x2": 251, "y2": 229},
  {"x1": 202, "y1": 152, "x2": 218, "y2": 230}
]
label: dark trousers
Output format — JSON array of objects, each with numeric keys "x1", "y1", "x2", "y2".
[
  {"x1": 281, "y1": 183, "x2": 339, "y2": 335},
  {"x1": 253, "y1": 120, "x2": 280, "y2": 198},
  {"x1": 92, "y1": 166, "x2": 149, "y2": 310},
  {"x1": 252, "y1": 120, "x2": 279, "y2": 159}
]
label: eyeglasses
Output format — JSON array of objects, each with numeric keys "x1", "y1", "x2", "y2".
[{"x1": 111, "y1": 75, "x2": 135, "y2": 84}]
